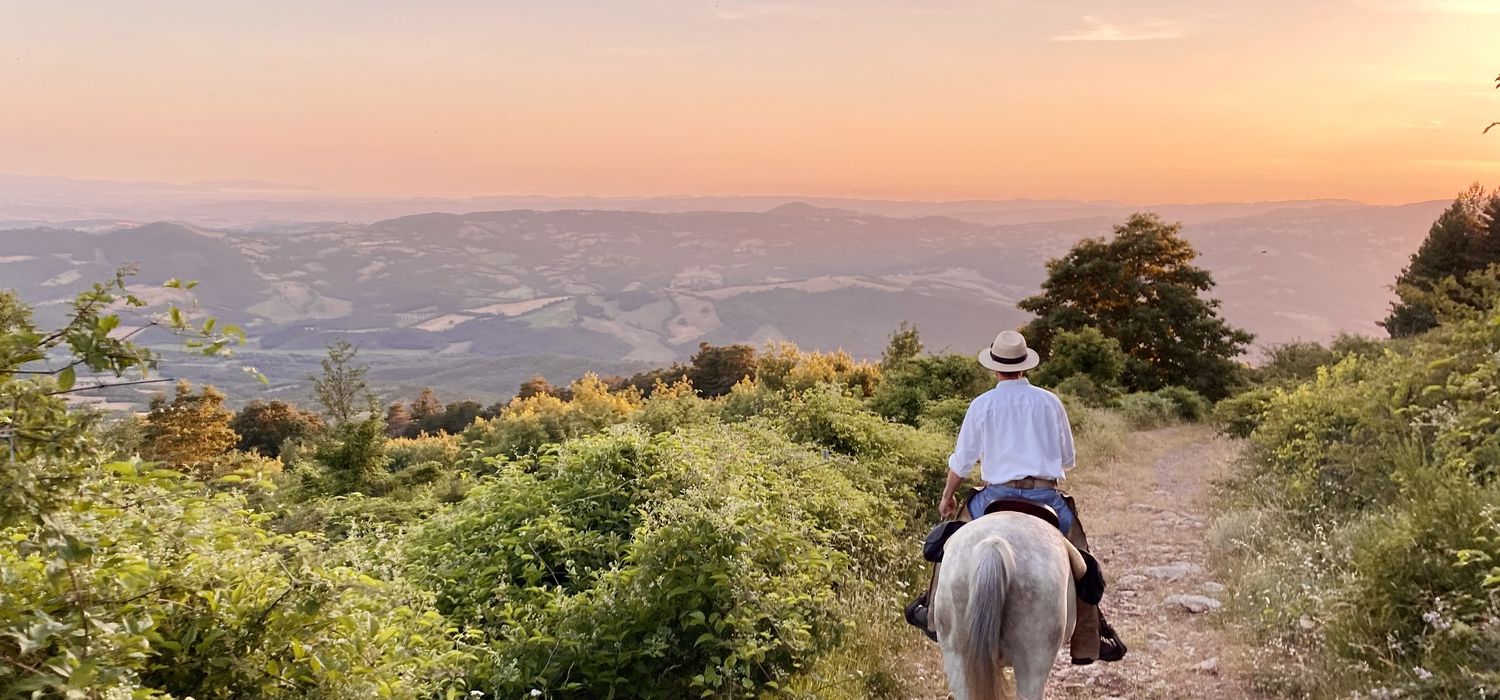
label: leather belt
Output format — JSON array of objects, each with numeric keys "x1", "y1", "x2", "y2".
[{"x1": 995, "y1": 476, "x2": 1058, "y2": 489}]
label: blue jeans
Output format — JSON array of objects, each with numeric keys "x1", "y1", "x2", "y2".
[{"x1": 967, "y1": 485, "x2": 1075, "y2": 536}]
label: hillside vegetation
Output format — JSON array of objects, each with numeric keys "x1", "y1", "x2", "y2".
[
  {"x1": 1210, "y1": 187, "x2": 1500, "y2": 698},
  {"x1": 2, "y1": 272, "x2": 1184, "y2": 698}
]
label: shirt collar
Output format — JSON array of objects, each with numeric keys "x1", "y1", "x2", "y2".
[{"x1": 995, "y1": 377, "x2": 1031, "y2": 387}]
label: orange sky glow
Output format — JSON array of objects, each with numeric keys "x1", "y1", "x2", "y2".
[{"x1": 3, "y1": 1, "x2": 1499, "y2": 204}]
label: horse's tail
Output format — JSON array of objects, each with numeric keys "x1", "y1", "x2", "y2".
[{"x1": 964, "y1": 537, "x2": 1012, "y2": 700}]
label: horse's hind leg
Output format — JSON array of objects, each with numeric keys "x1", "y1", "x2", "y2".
[{"x1": 1009, "y1": 646, "x2": 1055, "y2": 700}]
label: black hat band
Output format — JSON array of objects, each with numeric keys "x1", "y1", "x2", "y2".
[{"x1": 989, "y1": 351, "x2": 1029, "y2": 366}]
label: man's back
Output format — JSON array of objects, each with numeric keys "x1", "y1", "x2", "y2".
[{"x1": 948, "y1": 378, "x2": 1075, "y2": 486}]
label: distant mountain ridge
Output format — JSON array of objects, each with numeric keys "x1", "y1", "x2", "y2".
[{"x1": 0, "y1": 195, "x2": 1448, "y2": 405}]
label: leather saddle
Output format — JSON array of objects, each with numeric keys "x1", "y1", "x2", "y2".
[{"x1": 921, "y1": 498, "x2": 1061, "y2": 563}]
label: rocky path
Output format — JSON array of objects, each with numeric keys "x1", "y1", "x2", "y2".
[{"x1": 900, "y1": 424, "x2": 1265, "y2": 699}]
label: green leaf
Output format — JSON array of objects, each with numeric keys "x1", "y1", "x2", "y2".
[{"x1": 56, "y1": 365, "x2": 75, "y2": 392}]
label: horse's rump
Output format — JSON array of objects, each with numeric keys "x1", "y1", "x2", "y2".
[{"x1": 934, "y1": 513, "x2": 1079, "y2": 700}]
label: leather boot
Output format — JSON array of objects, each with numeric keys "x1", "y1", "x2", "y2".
[{"x1": 904, "y1": 590, "x2": 938, "y2": 642}]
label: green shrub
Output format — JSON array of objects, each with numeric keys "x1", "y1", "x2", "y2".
[
  {"x1": 385, "y1": 433, "x2": 460, "y2": 471},
  {"x1": 868, "y1": 353, "x2": 991, "y2": 425},
  {"x1": 1117, "y1": 392, "x2": 1178, "y2": 430},
  {"x1": 1030, "y1": 326, "x2": 1126, "y2": 388},
  {"x1": 0, "y1": 462, "x2": 468, "y2": 698},
  {"x1": 780, "y1": 386, "x2": 950, "y2": 515},
  {"x1": 1254, "y1": 340, "x2": 1338, "y2": 386},
  {"x1": 1213, "y1": 300, "x2": 1500, "y2": 696},
  {"x1": 718, "y1": 377, "x2": 787, "y2": 422},
  {"x1": 631, "y1": 378, "x2": 720, "y2": 434},
  {"x1": 916, "y1": 396, "x2": 970, "y2": 433},
  {"x1": 462, "y1": 373, "x2": 641, "y2": 458},
  {"x1": 312, "y1": 416, "x2": 393, "y2": 495},
  {"x1": 405, "y1": 424, "x2": 904, "y2": 697},
  {"x1": 1212, "y1": 386, "x2": 1276, "y2": 438},
  {"x1": 1152, "y1": 385, "x2": 1209, "y2": 422},
  {"x1": 1053, "y1": 374, "x2": 1123, "y2": 408}
]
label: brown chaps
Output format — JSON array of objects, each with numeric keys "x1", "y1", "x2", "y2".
[{"x1": 926, "y1": 489, "x2": 1102, "y2": 660}]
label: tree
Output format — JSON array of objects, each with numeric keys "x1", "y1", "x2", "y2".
[
  {"x1": 432, "y1": 401, "x2": 484, "y2": 434},
  {"x1": 309, "y1": 339, "x2": 373, "y2": 425},
  {"x1": 1018, "y1": 213, "x2": 1253, "y2": 400},
  {"x1": 516, "y1": 375, "x2": 564, "y2": 400},
  {"x1": 687, "y1": 342, "x2": 757, "y2": 397},
  {"x1": 1030, "y1": 327, "x2": 1126, "y2": 388},
  {"x1": 1381, "y1": 185, "x2": 1500, "y2": 337},
  {"x1": 869, "y1": 353, "x2": 992, "y2": 425},
  {"x1": 142, "y1": 380, "x2": 239, "y2": 472},
  {"x1": 385, "y1": 401, "x2": 414, "y2": 438},
  {"x1": 1485, "y1": 72, "x2": 1498, "y2": 134},
  {"x1": 879, "y1": 322, "x2": 924, "y2": 370},
  {"x1": 409, "y1": 388, "x2": 443, "y2": 429},
  {"x1": 229, "y1": 400, "x2": 324, "y2": 458},
  {"x1": 313, "y1": 416, "x2": 391, "y2": 495}
]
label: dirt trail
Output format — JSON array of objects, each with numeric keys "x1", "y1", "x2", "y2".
[{"x1": 899, "y1": 424, "x2": 1266, "y2": 699}]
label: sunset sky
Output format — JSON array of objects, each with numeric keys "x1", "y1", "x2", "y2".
[{"x1": 3, "y1": 0, "x2": 1499, "y2": 203}]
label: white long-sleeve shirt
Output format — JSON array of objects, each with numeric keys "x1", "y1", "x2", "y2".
[{"x1": 947, "y1": 378, "x2": 1076, "y2": 483}]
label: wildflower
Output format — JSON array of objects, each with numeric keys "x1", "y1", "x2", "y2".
[{"x1": 1414, "y1": 666, "x2": 1433, "y2": 680}]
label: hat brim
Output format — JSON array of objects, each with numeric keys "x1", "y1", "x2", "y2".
[{"x1": 977, "y1": 348, "x2": 1040, "y2": 373}]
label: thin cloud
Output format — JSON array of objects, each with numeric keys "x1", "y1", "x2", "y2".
[
  {"x1": 1051, "y1": 16, "x2": 1186, "y2": 42},
  {"x1": 1357, "y1": 0, "x2": 1500, "y2": 14},
  {"x1": 711, "y1": 2, "x2": 825, "y2": 21},
  {"x1": 1408, "y1": 158, "x2": 1500, "y2": 169}
]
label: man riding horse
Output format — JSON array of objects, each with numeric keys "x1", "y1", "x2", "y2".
[{"x1": 906, "y1": 329, "x2": 1127, "y2": 665}]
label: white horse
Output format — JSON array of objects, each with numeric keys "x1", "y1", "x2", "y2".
[{"x1": 932, "y1": 512, "x2": 1088, "y2": 700}]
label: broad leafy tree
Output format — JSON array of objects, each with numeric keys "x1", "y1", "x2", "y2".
[
  {"x1": 229, "y1": 399, "x2": 324, "y2": 457},
  {"x1": 1019, "y1": 213, "x2": 1253, "y2": 399},
  {"x1": 142, "y1": 381, "x2": 239, "y2": 472},
  {"x1": 687, "y1": 342, "x2": 757, "y2": 397}
]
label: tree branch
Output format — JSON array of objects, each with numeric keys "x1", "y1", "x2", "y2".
[{"x1": 46, "y1": 378, "x2": 174, "y2": 396}]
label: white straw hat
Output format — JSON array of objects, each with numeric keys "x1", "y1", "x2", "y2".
[{"x1": 977, "y1": 329, "x2": 1041, "y2": 372}]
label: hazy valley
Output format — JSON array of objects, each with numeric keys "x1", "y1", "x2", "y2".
[{"x1": 0, "y1": 184, "x2": 1447, "y2": 406}]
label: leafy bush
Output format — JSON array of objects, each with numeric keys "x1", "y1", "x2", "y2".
[
  {"x1": 1030, "y1": 326, "x2": 1126, "y2": 388},
  {"x1": 406, "y1": 424, "x2": 904, "y2": 697},
  {"x1": 0, "y1": 462, "x2": 469, "y2": 698},
  {"x1": 463, "y1": 373, "x2": 641, "y2": 458},
  {"x1": 385, "y1": 433, "x2": 461, "y2": 471},
  {"x1": 718, "y1": 377, "x2": 786, "y2": 422},
  {"x1": 631, "y1": 378, "x2": 720, "y2": 434},
  {"x1": 312, "y1": 416, "x2": 393, "y2": 495},
  {"x1": 755, "y1": 342, "x2": 882, "y2": 397},
  {"x1": 1053, "y1": 374, "x2": 1123, "y2": 408},
  {"x1": 868, "y1": 353, "x2": 991, "y2": 425},
  {"x1": 916, "y1": 396, "x2": 970, "y2": 433},
  {"x1": 1212, "y1": 386, "x2": 1276, "y2": 438},
  {"x1": 1213, "y1": 300, "x2": 1500, "y2": 696},
  {"x1": 1253, "y1": 340, "x2": 1336, "y2": 386},
  {"x1": 1153, "y1": 385, "x2": 1209, "y2": 422},
  {"x1": 1117, "y1": 392, "x2": 1178, "y2": 430}
]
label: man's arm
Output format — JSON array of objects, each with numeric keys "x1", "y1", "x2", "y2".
[
  {"x1": 940, "y1": 469, "x2": 966, "y2": 519},
  {"x1": 1056, "y1": 396, "x2": 1077, "y2": 469},
  {"x1": 942, "y1": 402, "x2": 982, "y2": 518}
]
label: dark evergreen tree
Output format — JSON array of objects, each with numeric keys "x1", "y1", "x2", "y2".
[{"x1": 1382, "y1": 185, "x2": 1500, "y2": 337}]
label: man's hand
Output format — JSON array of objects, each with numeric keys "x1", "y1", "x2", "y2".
[{"x1": 939, "y1": 492, "x2": 958, "y2": 519}]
